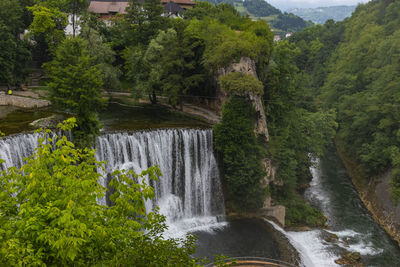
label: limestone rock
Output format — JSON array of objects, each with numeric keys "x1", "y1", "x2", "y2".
[
  {"x1": 335, "y1": 252, "x2": 363, "y2": 266},
  {"x1": 30, "y1": 115, "x2": 65, "y2": 129},
  {"x1": 320, "y1": 230, "x2": 339, "y2": 243}
]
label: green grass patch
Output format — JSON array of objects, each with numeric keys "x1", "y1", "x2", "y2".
[{"x1": 282, "y1": 197, "x2": 327, "y2": 227}]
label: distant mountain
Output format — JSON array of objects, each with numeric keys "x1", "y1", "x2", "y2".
[
  {"x1": 288, "y1": 5, "x2": 356, "y2": 24},
  {"x1": 202, "y1": 0, "x2": 312, "y2": 33}
]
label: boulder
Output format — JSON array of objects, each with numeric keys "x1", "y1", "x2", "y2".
[
  {"x1": 335, "y1": 252, "x2": 363, "y2": 266},
  {"x1": 29, "y1": 115, "x2": 65, "y2": 129}
]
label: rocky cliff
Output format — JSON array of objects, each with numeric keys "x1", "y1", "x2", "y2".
[
  {"x1": 337, "y1": 142, "x2": 400, "y2": 245},
  {"x1": 217, "y1": 57, "x2": 284, "y2": 226}
]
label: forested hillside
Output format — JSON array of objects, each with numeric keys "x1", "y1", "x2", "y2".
[
  {"x1": 201, "y1": 0, "x2": 312, "y2": 32},
  {"x1": 289, "y1": 0, "x2": 400, "y2": 202},
  {"x1": 288, "y1": 5, "x2": 356, "y2": 24}
]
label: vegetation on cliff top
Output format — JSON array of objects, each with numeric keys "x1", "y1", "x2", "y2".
[{"x1": 219, "y1": 72, "x2": 263, "y2": 95}]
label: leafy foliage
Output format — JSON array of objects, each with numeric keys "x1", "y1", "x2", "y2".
[
  {"x1": 214, "y1": 96, "x2": 267, "y2": 211},
  {"x1": 243, "y1": 0, "x2": 280, "y2": 17},
  {"x1": 219, "y1": 72, "x2": 263, "y2": 95},
  {"x1": 27, "y1": 4, "x2": 67, "y2": 49},
  {"x1": 0, "y1": 119, "x2": 202, "y2": 266},
  {"x1": 262, "y1": 40, "x2": 336, "y2": 225},
  {"x1": 45, "y1": 37, "x2": 105, "y2": 147},
  {"x1": 0, "y1": 0, "x2": 31, "y2": 85},
  {"x1": 199, "y1": 0, "x2": 311, "y2": 33},
  {"x1": 283, "y1": 198, "x2": 327, "y2": 227},
  {"x1": 291, "y1": 0, "x2": 400, "y2": 202}
]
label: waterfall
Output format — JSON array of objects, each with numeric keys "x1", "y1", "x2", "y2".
[
  {"x1": 0, "y1": 133, "x2": 42, "y2": 171},
  {"x1": 0, "y1": 129, "x2": 226, "y2": 236}
]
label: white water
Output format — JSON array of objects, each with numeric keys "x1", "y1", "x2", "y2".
[
  {"x1": 0, "y1": 129, "x2": 227, "y2": 237},
  {"x1": 265, "y1": 160, "x2": 385, "y2": 267}
]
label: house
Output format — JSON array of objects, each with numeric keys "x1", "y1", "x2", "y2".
[
  {"x1": 88, "y1": 0, "x2": 195, "y2": 19},
  {"x1": 273, "y1": 35, "x2": 281, "y2": 42}
]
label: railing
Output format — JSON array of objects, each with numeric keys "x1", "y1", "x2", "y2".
[{"x1": 205, "y1": 256, "x2": 298, "y2": 267}]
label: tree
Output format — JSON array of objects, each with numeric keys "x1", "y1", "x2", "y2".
[
  {"x1": 124, "y1": 0, "x2": 169, "y2": 46},
  {"x1": 80, "y1": 24, "x2": 121, "y2": 91},
  {"x1": 214, "y1": 96, "x2": 267, "y2": 211},
  {"x1": 0, "y1": 0, "x2": 31, "y2": 86},
  {"x1": 0, "y1": 118, "x2": 203, "y2": 266},
  {"x1": 44, "y1": 37, "x2": 105, "y2": 147},
  {"x1": 27, "y1": 4, "x2": 67, "y2": 62},
  {"x1": 61, "y1": 0, "x2": 89, "y2": 37}
]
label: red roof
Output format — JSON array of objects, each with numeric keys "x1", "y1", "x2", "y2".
[{"x1": 89, "y1": 1, "x2": 129, "y2": 14}]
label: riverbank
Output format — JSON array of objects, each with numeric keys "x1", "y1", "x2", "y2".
[
  {"x1": 0, "y1": 91, "x2": 50, "y2": 108},
  {"x1": 336, "y1": 140, "x2": 400, "y2": 246}
]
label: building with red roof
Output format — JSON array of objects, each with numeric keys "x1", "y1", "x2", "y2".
[{"x1": 88, "y1": 0, "x2": 195, "y2": 17}]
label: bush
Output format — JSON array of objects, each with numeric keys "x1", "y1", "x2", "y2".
[
  {"x1": 219, "y1": 72, "x2": 264, "y2": 95},
  {"x1": 283, "y1": 198, "x2": 326, "y2": 227}
]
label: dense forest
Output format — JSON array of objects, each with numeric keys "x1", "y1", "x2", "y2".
[
  {"x1": 288, "y1": 0, "x2": 400, "y2": 203},
  {"x1": 202, "y1": 0, "x2": 313, "y2": 32}
]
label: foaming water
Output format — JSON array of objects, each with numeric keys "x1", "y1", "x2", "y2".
[
  {"x1": 265, "y1": 152, "x2": 400, "y2": 267},
  {"x1": 95, "y1": 129, "x2": 226, "y2": 234},
  {"x1": 0, "y1": 129, "x2": 226, "y2": 237},
  {"x1": 264, "y1": 219, "x2": 319, "y2": 267},
  {"x1": 0, "y1": 133, "x2": 41, "y2": 170}
]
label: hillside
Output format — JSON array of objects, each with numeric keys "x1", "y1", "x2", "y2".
[
  {"x1": 288, "y1": 5, "x2": 356, "y2": 24},
  {"x1": 289, "y1": 0, "x2": 400, "y2": 242},
  {"x1": 201, "y1": 0, "x2": 312, "y2": 33}
]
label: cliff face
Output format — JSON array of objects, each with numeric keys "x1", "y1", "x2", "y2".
[
  {"x1": 337, "y1": 143, "x2": 400, "y2": 245},
  {"x1": 217, "y1": 57, "x2": 269, "y2": 142},
  {"x1": 217, "y1": 57, "x2": 284, "y2": 225}
]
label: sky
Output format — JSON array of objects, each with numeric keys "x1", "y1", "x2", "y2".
[{"x1": 267, "y1": 0, "x2": 372, "y2": 10}]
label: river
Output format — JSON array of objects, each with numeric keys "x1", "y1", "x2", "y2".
[
  {"x1": 275, "y1": 147, "x2": 400, "y2": 266},
  {"x1": 2, "y1": 107, "x2": 400, "y2": 266}
]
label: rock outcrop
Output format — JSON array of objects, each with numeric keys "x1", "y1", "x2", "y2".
[
  {"x1": 335, "y1": 252, "x2": 363, "y2": 266},
  {"x1": 217, "y1": 57, "x2": 269, "y2": 142},
  {"x1": 29, "y1": 115, "x2": 65, "y2": 129},
  {"x1": 217, "y1": 57, "x2": 283, "y2": 222},
  {"x1": 337, "y1": 143, "x2": 400, "y2": 245}
]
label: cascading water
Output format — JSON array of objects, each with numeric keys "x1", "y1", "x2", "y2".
[
  {"x1": 0, "y1": 133, "x2": 42, "y2": 171},
  {"x1": 266, "y1": 152, "x2": 400, "y2": 267},
  {"x1": 96, "y1": 129, "x2": 226, "y2": 236},
  {"x1": 0, "y1": 129, "x2": 227, "y2": 237}
]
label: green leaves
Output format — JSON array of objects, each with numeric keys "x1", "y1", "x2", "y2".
[
  {"x1": 219, "y1": 72, "x2": 264, "y2": 96},
  {"x1": 214, "y1": 96, "x2": 267, "y2": 211},
  {"x1": 0, "y1": 121, "x2": 201, "y2": 266},
  {"x1": 45, "y1": 37, "x2": 105, "y2": 147}
]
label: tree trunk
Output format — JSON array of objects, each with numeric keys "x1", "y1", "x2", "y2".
[
  {"x1": 149, "y1": 90, "x2": 157, "y2": 104},
  {"x1": 72, "y1": 13, "x2": 76, "y2": 37}
]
